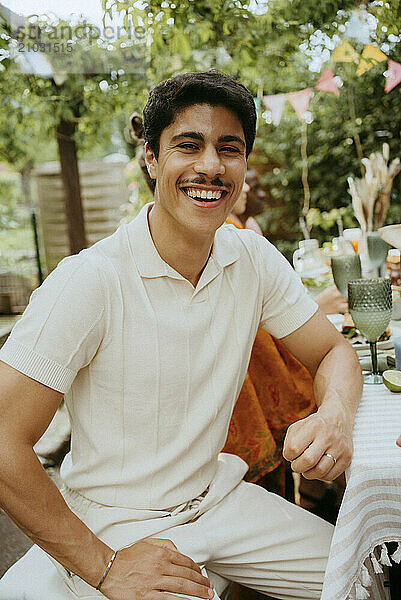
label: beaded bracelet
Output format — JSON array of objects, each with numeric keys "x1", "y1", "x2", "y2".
[{"x1": 96, "y1": 549, "x2": 118, "y2": 591}]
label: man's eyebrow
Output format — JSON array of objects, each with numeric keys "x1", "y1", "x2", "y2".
[
  {"x1": 218, "y1": 135, "x2": 245, "y2": 148},
  {"x1": 170, "y1": 131, "x2": 204, "y2": 143}
]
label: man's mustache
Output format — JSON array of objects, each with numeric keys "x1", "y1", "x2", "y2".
[{"x1": 178, "y1": 177, "x2": 232, "y2": 189}]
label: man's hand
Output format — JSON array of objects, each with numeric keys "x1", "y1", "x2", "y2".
[
  {"x1": 101, "y1": 538, "x2": 213, "y2": 600},
  {"x1": 283, "y1": 411, "x2": 353, "y2": 482}
]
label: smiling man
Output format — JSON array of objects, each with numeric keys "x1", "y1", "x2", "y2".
[
  {"x1": 145, "y1": 102, "x2": 246, "y2": 286},
  {"x1": 0, "y1": 71, "x2": 362, "y2": 600}
]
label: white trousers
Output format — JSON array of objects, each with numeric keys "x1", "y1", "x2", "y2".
[{"x1": 0, "y1": 456, "x2": 333, "y2": 600}]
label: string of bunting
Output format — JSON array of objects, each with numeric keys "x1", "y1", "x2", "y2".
[{"x1": 262, "y1": 41, "x2": 401, "y2": 125}]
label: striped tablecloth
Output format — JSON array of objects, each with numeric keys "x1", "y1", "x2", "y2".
[{"x1": 321, "y1": 384, "x2": 401, "y2": 600}]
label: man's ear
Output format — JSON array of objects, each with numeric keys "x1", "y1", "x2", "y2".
[
  {"x1": 130, "y1": 112, "x2": 144, "y2": 139},
  {"x1": 144, "y1": 142, "x2": 157, "y2": 180}
]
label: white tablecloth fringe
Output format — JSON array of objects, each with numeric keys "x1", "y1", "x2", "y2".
[{"x1": 347, "y1": 541, "x2": 401, "y2": 599}]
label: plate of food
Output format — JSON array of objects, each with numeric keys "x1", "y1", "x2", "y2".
[{"x1": 341, "y1": 313, "x2": 393, "y2": 353}]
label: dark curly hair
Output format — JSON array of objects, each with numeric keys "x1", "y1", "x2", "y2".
[{"x1": 142, "y1": 71, "x2": 256, "y2": 159}]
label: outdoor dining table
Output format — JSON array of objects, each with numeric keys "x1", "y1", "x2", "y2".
[{"x1": 321, "y1": 380, "x2": 401, "y2": 600}]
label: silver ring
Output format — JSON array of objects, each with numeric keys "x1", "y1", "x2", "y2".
[{"x1": 324, "y1": 452, "x2": 337, "y2": 464}]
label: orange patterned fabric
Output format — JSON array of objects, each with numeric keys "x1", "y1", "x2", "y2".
[
  {"x1": 223, "y1": 217, "x2": 316, "y2": 483},
  {"x1": 223, "y1": 330, "x2": 316, "y2": 482}
]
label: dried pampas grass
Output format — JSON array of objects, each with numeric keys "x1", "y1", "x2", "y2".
[{"x1": 347, "y1": 143, "x2": 400, "y2": 232}]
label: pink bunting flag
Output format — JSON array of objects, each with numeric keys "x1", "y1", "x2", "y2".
[
  {"x1": 385, "y1": 59, "x2": 401, "y2": 93},
  {"x1": 262, "y1": 94, "x2": 286, "y2": 126},
  {"x1": 315, "y1": 68, "x2": 339, "y2": 96},
  {"x1": 286, "y1": 89, "x2": 311, "y2": 121}
]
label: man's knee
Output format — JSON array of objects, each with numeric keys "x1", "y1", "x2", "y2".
[{"x1": 0, "y1": 569, "x2": 28, "y2": 600}]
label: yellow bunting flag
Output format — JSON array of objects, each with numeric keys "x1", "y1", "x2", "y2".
[
  {"x1": 357, "y1": 59, "x2": 374, "y2": 77},
  {"x1": 331, "y1": 39, "x2": 359, "y2": 63},
  {"x1": 362, "y1": 44, "x2": 387, "y2": 62},
  {"x1": 356, "y1": 44, "x2": 387, "y2": 76}
]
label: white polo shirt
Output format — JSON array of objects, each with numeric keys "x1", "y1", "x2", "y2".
[{"x1": 0, "y1": 203, "x2": 317, "y2": 509}]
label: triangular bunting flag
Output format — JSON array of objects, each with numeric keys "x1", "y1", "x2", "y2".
[
  {"x1": 362, "y1": 44, "x2": 387, "y2": 62},
  {"x1": 356, "y1": 44, "x2": 387, "y2": 76},
  {"x1": 262, "y1": 94, "x2": 286, "y2": 126},
  {"x1": 315, "y1": 68, "x2": 339, "y2": 96},
  {"x1": 332, "y1": 40, "x2": 359, "y2": 63},
  {"x1": 385, "y1": 59, "x2": 401, "y2": 93},
  {"x1": 356, "y1": 59, "x2": 372, "y2": 77},
  {"x1": 286, "y1": 89, "x2": 311, "y2": 121}
]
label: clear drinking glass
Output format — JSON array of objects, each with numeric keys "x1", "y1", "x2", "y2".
[
  {"x1": 367, "y1": 232, "x2": 390, "y2": 276},
  {"x1": 348, "y1": 278, "x2": 392, "y2": 384},
  {"x1": 331, "y1": 254, "x2": 362, "y2": 300}
]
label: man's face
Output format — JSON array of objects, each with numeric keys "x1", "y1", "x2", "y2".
[{"x1": 145, "y1": 103, "x2": 247, "y2": 238}]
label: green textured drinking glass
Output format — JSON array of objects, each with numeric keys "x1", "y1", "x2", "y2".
[
  {"x1": 367, "y1": 232, "x2": 390, "y2": 276},
  {"x1": 348, "y1": 278, "x2": 392, "y2": 384},
  {"x1": 331, "y1": 254, "x2": 362, "y2": 299}
]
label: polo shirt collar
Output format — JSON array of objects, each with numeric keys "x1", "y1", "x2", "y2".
[{"x1": 126, "y1": 203, "x2": 239, "y2": 281}]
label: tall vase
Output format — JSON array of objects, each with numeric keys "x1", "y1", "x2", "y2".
[{"x1": 360, "y1": 230, "x2": 375, "y2": 278}]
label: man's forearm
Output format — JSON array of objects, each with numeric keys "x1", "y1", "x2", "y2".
[
  {"x1": 282, "y1": 311, "x2": 363, "y2": 479},
  {"x1": 0, "y1": 439, "x2": 113, "y2": 588},
  {"x1": 313, "y1": 340, "x2": 363, "y2": 434}
]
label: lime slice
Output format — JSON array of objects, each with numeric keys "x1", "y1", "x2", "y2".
[{"x1": 383, "y1": 370, "x2": 401, "y2": 392}]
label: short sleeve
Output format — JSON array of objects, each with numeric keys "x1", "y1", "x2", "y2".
[
  {"x1": 255, "y1": 236, "x2": 318, "y2": 338},
  {"x1": 0, "y1": 254, "x2": 105, "y2": 393}
]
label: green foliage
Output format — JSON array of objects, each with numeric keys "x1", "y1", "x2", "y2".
[
  {"x1": 0, "y1": 172, "x2": 36, "y2": 277},
  {"x1": 0, "y1": 173, "x2": 25, "y2": 229},
  {"x1": 122, "y1": 157, "x2": 154, "y2": 221},
  {"x1": 107, "y1": 0, "x2": 359, "y2": 89},
  {"x1": 0, "y1": 9, "x2": 12, "y2": 69},
  {"x1": 306, "y1": 206, "x2": 357, "y2": 242},
  {"x1": 0, "y1": 12, "x2": 153, "y2": 169}
]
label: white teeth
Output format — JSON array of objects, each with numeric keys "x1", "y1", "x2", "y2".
[{"x1": 183, "y1": 188, "x2": 223, "y2": 200}]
